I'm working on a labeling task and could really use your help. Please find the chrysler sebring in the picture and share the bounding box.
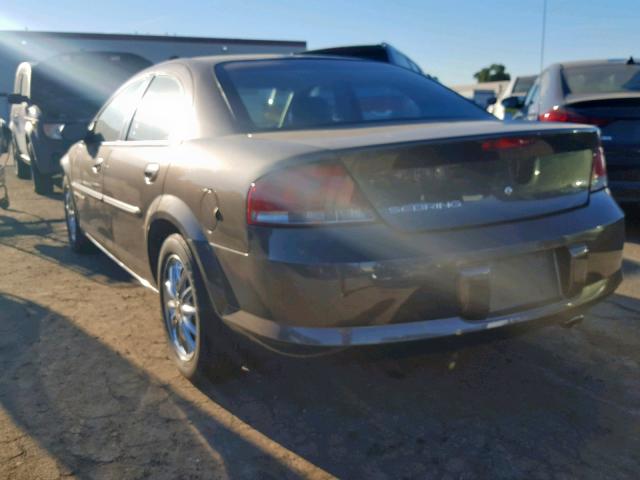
[61,55,624,379]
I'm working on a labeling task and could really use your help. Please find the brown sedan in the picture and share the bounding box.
[61,54,624,380]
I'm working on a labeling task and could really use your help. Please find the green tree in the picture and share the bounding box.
[473,64,511,82]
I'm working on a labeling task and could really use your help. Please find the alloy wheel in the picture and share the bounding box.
[163,255,198,361]
[64,187,77,244]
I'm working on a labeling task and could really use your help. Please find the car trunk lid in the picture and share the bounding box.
[565,94,640,175]
[340,131,598,232]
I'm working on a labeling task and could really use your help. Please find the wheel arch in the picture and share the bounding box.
[145,195,238,317]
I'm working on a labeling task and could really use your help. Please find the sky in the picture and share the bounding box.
[1,0,639,85]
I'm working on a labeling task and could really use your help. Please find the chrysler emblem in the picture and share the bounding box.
[504,186,513,196]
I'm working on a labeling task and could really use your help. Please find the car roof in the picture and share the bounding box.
[152,52,389,72]
[551,58,639,69]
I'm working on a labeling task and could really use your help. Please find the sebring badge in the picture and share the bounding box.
[504,186,514,196]
[387,200,463,215]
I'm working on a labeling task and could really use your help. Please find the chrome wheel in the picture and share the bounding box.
[64,187,77,244]
[163,255,198,361]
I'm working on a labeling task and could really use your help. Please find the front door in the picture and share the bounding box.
[72,77,150,246]
[70,139,111,241]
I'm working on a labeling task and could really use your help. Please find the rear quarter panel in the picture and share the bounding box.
[160,137,325,253]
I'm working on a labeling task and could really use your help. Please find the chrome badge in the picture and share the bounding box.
[504,186,514,196]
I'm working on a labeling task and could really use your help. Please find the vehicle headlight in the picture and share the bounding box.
[42,123,65,140]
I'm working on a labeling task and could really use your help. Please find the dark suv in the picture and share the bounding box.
[8,51,150,194]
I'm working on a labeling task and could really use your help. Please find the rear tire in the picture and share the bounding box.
[63,176,92,253]
[11,140,31,180]
[158,233,241,382]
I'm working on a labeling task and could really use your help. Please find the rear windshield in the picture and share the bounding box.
[562,63,640,95]
[215,59,490,131]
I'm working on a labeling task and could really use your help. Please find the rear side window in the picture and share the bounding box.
[523,80,540,108]
[512,76,536,95]
[216,59,489,132]
[127,76,185,141]
[94,78,147,142]
[562,64,640,94]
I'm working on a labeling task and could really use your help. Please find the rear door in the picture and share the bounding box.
[71,77,149,244]
[101,75,189,275]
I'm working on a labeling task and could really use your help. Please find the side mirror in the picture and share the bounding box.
[7,93,29,105]
[486,96,497,106]
[83,123,103,146]
[501,96,524,110]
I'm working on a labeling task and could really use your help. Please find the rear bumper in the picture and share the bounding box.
[222,273,621,347]
[206,189,624,347]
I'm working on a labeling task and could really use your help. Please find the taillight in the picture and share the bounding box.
[539,107,610,127]
[481,137,534,151]
[247,162,375,226]
[591,145,607,192]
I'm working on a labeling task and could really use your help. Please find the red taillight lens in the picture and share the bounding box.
[247,162,375,226]
[539,107,610,127]
[591,145,608,192]
[481,137,534,151]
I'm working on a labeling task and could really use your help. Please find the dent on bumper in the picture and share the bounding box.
[222,272,621,347]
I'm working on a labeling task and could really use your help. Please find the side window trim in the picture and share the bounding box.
[124,73,186,144]
[91,75,152,144]
[121,74,156,143]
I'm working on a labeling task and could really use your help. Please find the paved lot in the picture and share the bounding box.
[1,158,639,479]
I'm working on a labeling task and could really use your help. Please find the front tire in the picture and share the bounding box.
[158,234,240,381]
[11,140,31,180]
[63,177,91,253]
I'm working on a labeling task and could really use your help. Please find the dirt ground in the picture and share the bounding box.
[1,156,639,480]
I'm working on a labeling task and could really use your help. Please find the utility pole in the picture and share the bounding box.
[540,0,547,73]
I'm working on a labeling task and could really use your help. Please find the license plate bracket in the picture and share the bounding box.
[489,251,561,313]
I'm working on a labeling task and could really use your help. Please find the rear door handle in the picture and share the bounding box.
[91,157,104,174]
[144,163,160,184]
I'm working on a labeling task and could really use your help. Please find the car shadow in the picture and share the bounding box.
[195,294,640,479]
[2,289,639,478]
[34,243,134,285]
[0,292,332,479]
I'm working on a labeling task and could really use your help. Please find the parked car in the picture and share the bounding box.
[0,117,9,154]
[61,54,624,380]
[504,58,640,203]
[306,43,424,75]
[7,51,151,194]
[0,117,10,209]
[488,74,536,120]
